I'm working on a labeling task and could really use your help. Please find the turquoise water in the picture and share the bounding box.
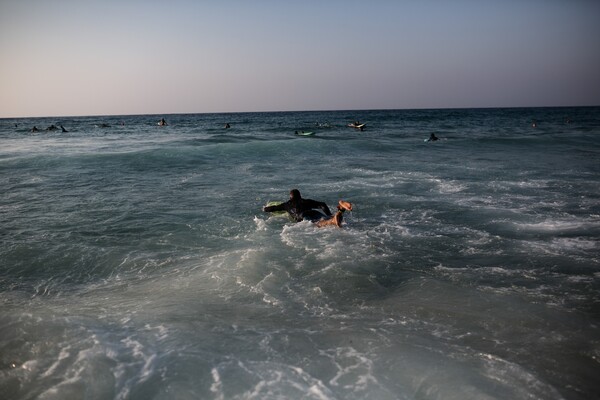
[1,108,599,399]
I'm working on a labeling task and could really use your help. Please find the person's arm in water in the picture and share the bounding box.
[303,199,332,216]
[263,202,288,213]
[263,200,305,222]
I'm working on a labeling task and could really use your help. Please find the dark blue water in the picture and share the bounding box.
[1,108,599,399]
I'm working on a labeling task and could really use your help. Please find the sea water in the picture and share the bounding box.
[1,108,599,399]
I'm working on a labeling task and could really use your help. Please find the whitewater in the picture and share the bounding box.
[1,107,599,399]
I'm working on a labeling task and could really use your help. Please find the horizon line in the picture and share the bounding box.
[2,104,599,120]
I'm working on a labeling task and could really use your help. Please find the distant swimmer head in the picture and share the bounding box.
[290,189,301,201]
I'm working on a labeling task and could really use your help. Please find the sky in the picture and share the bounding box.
[1,0,599,118]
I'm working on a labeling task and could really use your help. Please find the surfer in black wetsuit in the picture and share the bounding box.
[427,133,439,142]
[263,189,333,222]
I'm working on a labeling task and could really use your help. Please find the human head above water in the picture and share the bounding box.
[290,189,301,201]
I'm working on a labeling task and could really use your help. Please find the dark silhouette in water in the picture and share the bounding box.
[427,133,439,142]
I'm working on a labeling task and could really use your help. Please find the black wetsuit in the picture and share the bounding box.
[264,198,332,222]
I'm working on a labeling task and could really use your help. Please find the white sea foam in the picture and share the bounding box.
[477,352,563,400]
[429,177,467,193]
[524,236,600,258]
[513,217,600,234]
[40,345,71,378]
[552,237,598,251]
[253,215,268,231]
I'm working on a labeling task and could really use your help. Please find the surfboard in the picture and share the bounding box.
[295,131,315,136]
[348,123,366,129]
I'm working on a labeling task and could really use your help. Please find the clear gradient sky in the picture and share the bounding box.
[1,0,599,118]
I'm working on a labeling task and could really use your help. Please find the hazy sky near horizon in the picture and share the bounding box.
[1,0,599,117]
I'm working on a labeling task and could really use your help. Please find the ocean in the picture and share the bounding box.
[1,107,599,399]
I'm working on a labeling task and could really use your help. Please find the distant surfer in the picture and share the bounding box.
[348,121,365,131]
[224,123,230,129]
[263,189,352,228]
[60,125,68,133]
[46,125,58,131]
[427,133,439,142]
[158,118,167,126]
[31,126,39,132]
